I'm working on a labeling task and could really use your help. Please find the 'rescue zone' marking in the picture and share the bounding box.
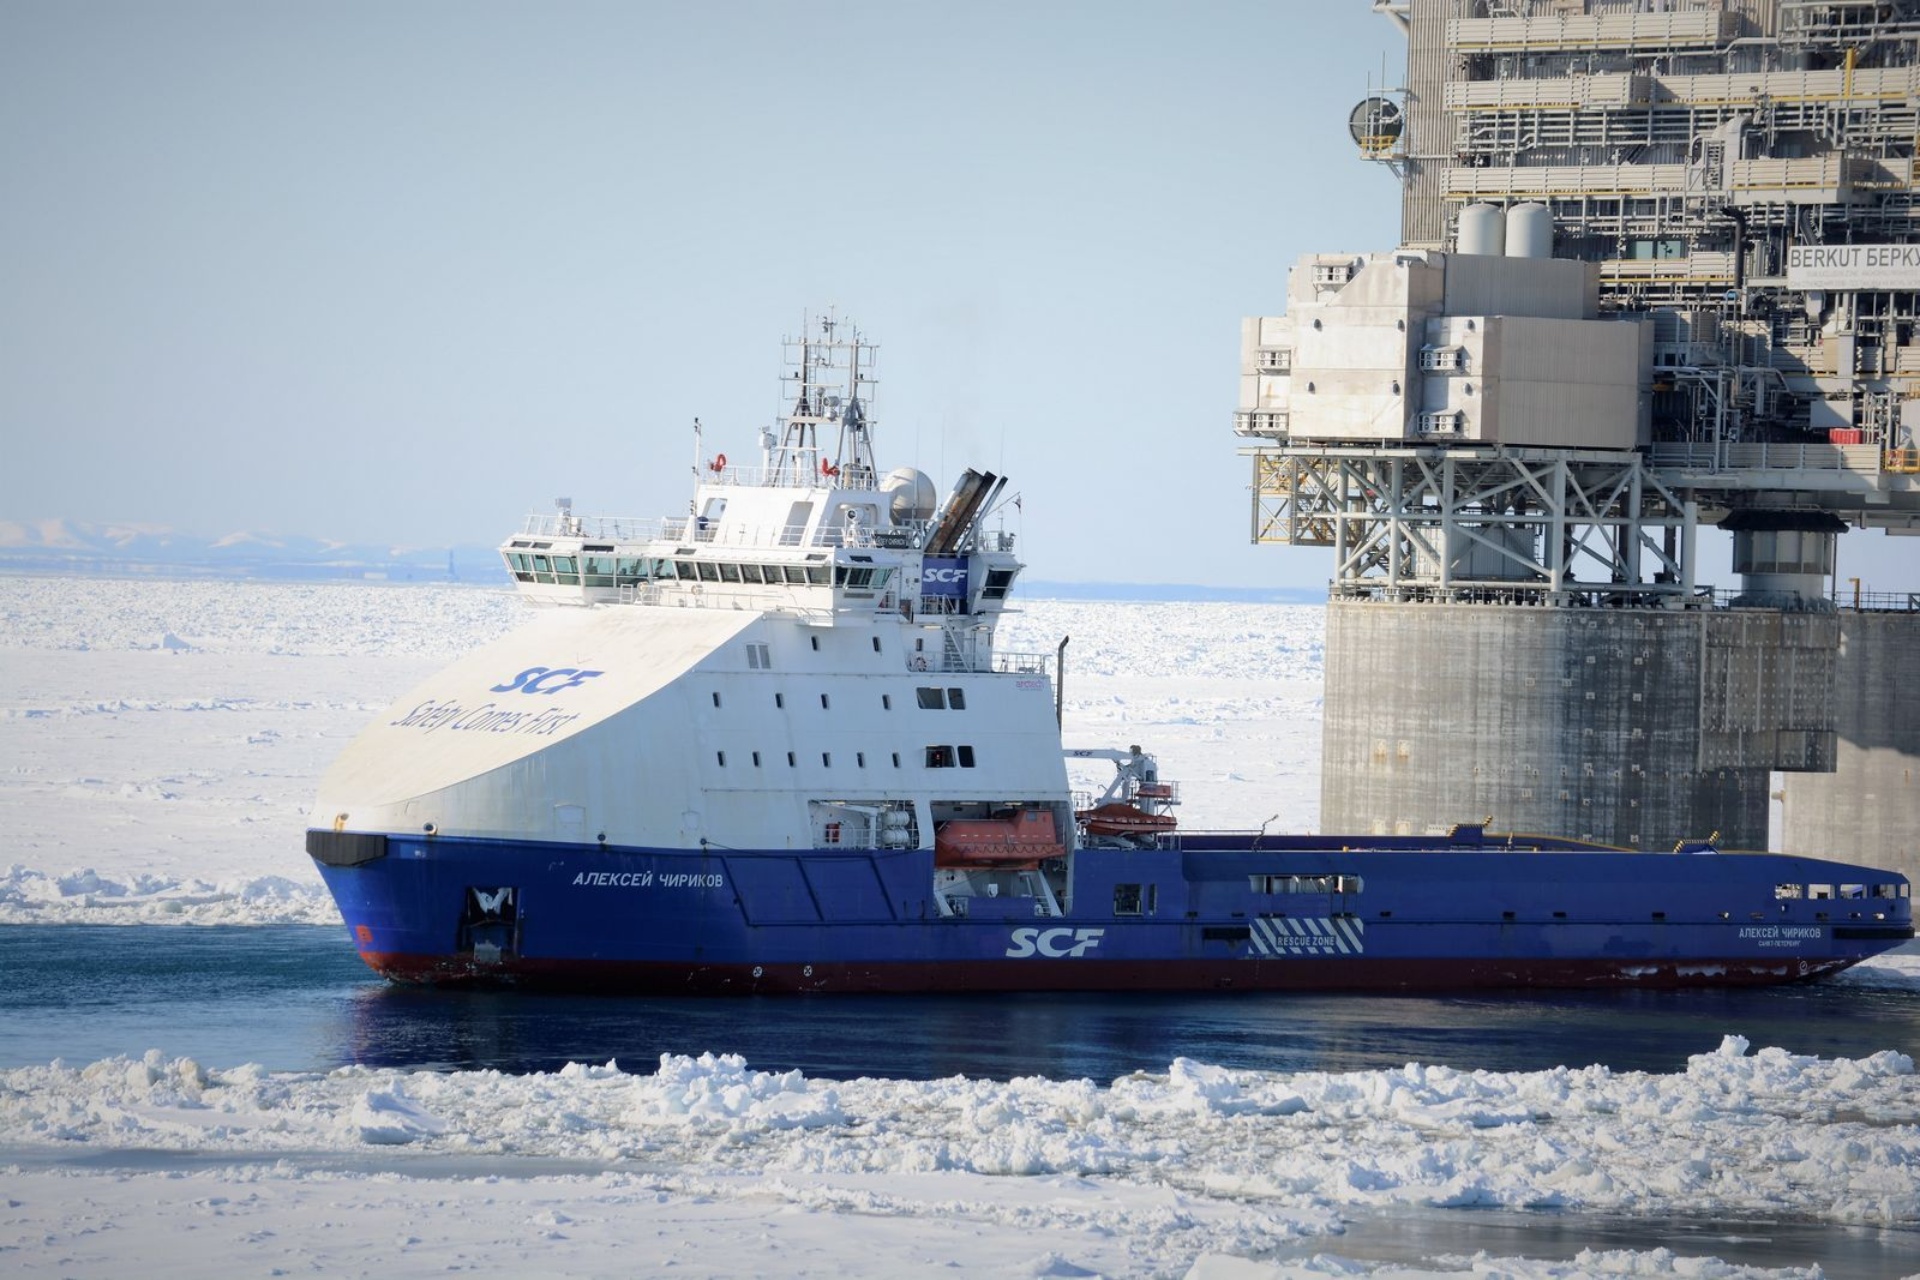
[1247,916,1364,957]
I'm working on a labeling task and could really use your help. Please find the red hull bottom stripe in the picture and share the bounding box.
[355,951,1859,995]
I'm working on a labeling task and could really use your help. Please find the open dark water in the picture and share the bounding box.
[2,924,1917,1077]
[4,925,1918,1277]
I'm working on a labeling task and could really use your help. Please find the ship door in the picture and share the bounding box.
[458,886,521,963]
[1333,873,1363,914]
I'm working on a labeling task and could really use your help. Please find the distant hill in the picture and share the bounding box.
[0,518,505,583]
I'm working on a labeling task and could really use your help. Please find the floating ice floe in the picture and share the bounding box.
[0,864,339,925]
[3,1041,1914,1229]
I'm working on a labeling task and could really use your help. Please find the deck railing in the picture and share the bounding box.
[1647,442,1882,473]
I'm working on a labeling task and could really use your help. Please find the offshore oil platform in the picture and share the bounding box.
[1237,1,1920,878]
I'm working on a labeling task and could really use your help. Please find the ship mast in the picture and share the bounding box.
[768,311,879,488]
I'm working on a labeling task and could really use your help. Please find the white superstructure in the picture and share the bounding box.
[314,316,1087,914]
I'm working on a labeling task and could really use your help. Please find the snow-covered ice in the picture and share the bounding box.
[1,576,1916,1277]
[3,1039,1915,1276]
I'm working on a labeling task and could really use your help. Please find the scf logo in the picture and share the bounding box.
[489,666,605,696]
[1005,927,1105,958]
[922,567,966,584]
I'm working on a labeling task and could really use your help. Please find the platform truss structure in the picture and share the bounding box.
[1254,445,1701,605]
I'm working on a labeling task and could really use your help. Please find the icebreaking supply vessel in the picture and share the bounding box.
[307,318,1912,992]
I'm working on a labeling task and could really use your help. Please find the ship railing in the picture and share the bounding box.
[906,640,1029,679]
[616,582,664,606]
[517,512,931,554]
[705,462,889,490]
[991,651,1053,676]
[515,513,671,541]
[608,580,840,618]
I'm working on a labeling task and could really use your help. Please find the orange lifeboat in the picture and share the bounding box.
[1076,802,1179,838]
[934,810,1064,868]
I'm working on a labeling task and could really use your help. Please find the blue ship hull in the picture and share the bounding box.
[310,829,1913,993]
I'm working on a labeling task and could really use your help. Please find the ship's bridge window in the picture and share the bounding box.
[925,745,975,769]
[1874,883,1902,899]
[1840,883,1867,899]
[842,567,896,591]
[719,561,742,583]
[674,559,696,580]
[783,565,808,585]
[740,563,764,584]
[1809,884,1834,899]
[695,561,720,583]
[806,565,830,585]
[552,555,580,585]
[1774,883,1804,900]
[981,568,1018,600]
[583,555,617,588]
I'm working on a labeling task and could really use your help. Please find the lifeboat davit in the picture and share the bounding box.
[1076,802,1178,838]
[934,810,1064,868]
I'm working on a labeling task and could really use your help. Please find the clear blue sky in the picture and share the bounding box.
[5,1,1915,591]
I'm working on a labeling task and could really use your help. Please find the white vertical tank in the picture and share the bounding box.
[1458,203,1505,256]
[1506,203,1553,259]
